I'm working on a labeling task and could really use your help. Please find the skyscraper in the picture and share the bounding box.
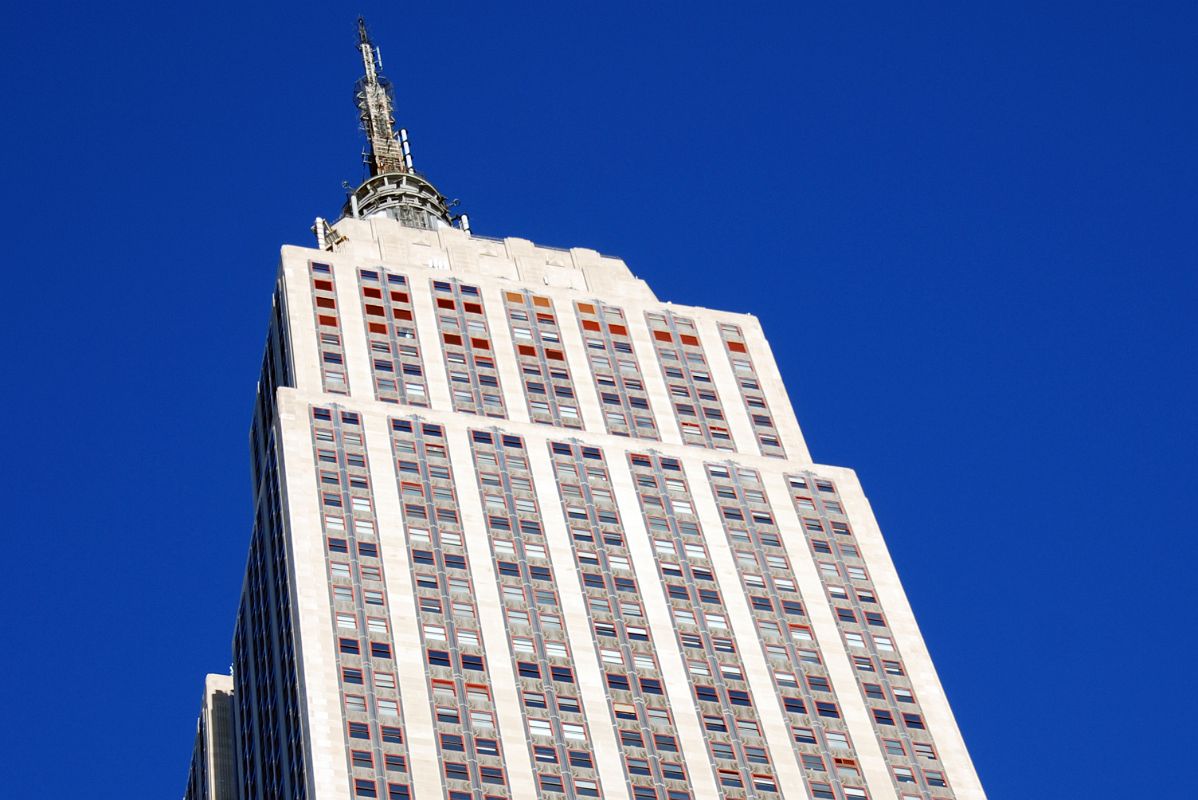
[184,19,985,800]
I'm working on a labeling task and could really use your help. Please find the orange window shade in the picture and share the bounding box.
[653,330,673,342]
[728,341,747,353]
[609,324,628,336]
[532,296,551,308]
[582,320,601,332]
[577,303,596,315]
[505,292,523,303]
[680,334,700,346]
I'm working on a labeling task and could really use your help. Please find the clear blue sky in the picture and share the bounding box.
[1,2,1193,796]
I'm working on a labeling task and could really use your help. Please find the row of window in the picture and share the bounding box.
[358,270,429,406]
[717,323,785,457]
[387,419,512,798]
[308,261,787,455]
[311,407,415,799]
[627,452,790,798]
[645,311,735,450]
[469,431,601,797]
[310,262,349,394]
[786,475,953,799]
[702,461,869,796]
[576,301,659,439]
[432,278,507,417]
[503,291,584,429]
[548,441,697,800]
[302,407,949,799]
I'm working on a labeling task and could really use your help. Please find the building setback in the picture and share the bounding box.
[182,18,986,800]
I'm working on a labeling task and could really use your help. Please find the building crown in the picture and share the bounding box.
[340,18,461,231]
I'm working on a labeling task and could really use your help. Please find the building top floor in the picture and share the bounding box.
[253,217,812,471]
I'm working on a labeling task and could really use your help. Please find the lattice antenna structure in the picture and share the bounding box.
[341,18,457,229]
[354,18,412,176]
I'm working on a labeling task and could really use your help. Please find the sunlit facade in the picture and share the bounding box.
[181,19,985,800]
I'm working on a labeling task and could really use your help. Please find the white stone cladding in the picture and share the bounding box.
[264,216,983,800]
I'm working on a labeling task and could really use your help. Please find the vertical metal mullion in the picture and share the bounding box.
[592,305,636,437]
[525,294,567,427]
[724,466,846,797]
[330,414,390,791]
[422,430,485,793]
[803,470,934,799]
[492,440,578,800]
[647,456,759,799]
[410,426,485,797]
[451,285,487,412]
[663,312,717,450]
[566,447,669,796]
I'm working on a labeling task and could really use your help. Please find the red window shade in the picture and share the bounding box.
[436,298,455,310]
[393,309,413,321]
[318,314,338,327]
[316,297,336,309]
[365,304,385,316]
[368,323,387,334]
[314,279,333,291]
[680,334,700,346]
[582,320,601,332]
[464,302,482,314]
[390,291,408,302]
[363,287,382,299]
[443,333,463,346]
[471,338,490,350]
[517,345,536,357]
[610,324,628,336]
[653,330,673,342]
[545,349,564,361]
[728,341,747,353]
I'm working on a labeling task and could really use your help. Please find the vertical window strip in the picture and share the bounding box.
[626,453,775,799]
[310,262,349,394]
[309,406,414,799]
[503,291,583,429]
[357,269,427,407]
[644,311,733,451]
[705,463,869,799]
[470,431,602,799]
[716,324,785,459]
[388,417,509,798]
[432,278,507,418]
[548,441,695,800]
[786,473,952,799]
[575,301,659,440]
